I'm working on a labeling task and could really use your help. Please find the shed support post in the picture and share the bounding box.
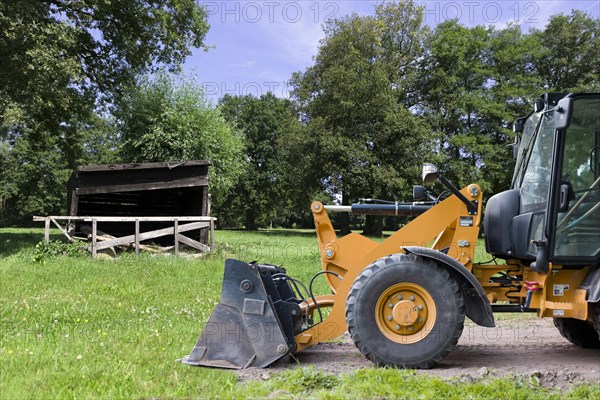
[92,218,97,258]
[174,219,179,256]
[135,219,140,255]
[210,218,215,251]
[44,218,50,243]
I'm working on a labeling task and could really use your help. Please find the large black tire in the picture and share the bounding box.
[553,315,600,349]
[345,253,465,369]
[596,303,600,342]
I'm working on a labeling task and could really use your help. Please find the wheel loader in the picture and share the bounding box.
[180,92,600,369]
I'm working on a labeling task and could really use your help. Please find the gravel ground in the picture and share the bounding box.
[236,317,600,389]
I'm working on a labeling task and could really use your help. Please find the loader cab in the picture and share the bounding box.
[485,93,600,269]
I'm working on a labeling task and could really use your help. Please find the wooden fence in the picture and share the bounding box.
[33,216,215,258]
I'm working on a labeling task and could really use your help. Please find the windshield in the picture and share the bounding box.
[512,111,542,188]
[519,111,555,210]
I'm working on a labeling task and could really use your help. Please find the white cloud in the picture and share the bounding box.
[264,19,325,68]
[187,1,599,102]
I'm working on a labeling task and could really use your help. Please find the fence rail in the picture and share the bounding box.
[33,216,216,258]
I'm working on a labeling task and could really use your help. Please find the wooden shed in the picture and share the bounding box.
[67,160,211,246]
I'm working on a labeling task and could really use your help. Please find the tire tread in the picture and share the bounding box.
[553,312,600,349]
[346,253,465,369]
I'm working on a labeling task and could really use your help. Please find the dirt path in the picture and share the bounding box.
[237,317,600,389]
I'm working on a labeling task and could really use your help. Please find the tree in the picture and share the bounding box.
[417,21,508,193]
[417,12,599,198]
[0,104,119,225]
[115,73,244,205]
[217,93,305,229]
[291,1,432,235]
[531,10,600,92]
[0,129,70,225]
[1,1,209,137]
[0,1,209,225]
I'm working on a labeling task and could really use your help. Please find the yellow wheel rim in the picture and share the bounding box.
[375,282,437,344]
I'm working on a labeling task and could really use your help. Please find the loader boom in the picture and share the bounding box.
[296,183,487,351]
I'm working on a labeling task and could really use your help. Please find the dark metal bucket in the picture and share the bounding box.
[179,259,301,369]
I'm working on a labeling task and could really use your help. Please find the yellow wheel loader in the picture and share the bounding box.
[180,93,600,369]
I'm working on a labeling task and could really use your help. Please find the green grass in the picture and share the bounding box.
[1,228,598,399]
[242,367,600,400]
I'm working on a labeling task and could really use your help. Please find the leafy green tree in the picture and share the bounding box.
[0,123,71,225]
[217,93,304,229]
[531,10,600,92]
[291,1,432,235]
[418,21,504,193]
[0,1,209,225]
[1,1,209,136]
[417,12,599,198]
[116,73,244,205]
[0,105,119,225]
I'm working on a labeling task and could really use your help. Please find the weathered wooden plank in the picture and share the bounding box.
[77,160,210,172]
[67,161,211,251]
[210,218,215,250]
[76,172,208,191]
[135,219,140,255]
[69,193,79,217]
[35,215,216,255]
[174,219,179,257]
[199,185,209,244]
[94,221,209,250]
[75,176,208,195]
[92,219,97,258]
[35,216,215,222]
[49,217,73,242]
[178,234,210,252]
[44,218,50,243]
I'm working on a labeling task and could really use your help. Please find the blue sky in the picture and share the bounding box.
[183,1,600,102]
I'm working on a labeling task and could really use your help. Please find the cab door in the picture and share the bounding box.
[551,94,600,263]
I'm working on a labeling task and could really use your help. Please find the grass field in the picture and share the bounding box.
[1,228,599,399]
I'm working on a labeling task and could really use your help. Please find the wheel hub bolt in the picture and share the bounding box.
[388,303,393,308]
[395,325,401,330]
[397,294,403,300]
[387,316,393,321]
[418,305,423,310]
[409,295,415,301]
[408,326,414,331]
[417,317,423,322]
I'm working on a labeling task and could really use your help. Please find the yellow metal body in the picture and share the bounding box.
[294,184,594,352]
[294,184,483,351]
[473,262,590,321]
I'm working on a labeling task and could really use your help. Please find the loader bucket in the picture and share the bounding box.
[179,258,300,369]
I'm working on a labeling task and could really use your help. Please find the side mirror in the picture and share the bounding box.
[559,182,574,212]
[534,98,544,113]
[422,163,439,184]
[512,136,520,160]
[513,118,525,133]
[412,185,429,201]
[554,97,573,130]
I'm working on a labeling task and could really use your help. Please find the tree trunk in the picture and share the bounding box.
[245,209,257,231]
[339,190,351,235]
[362,215,383,237]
